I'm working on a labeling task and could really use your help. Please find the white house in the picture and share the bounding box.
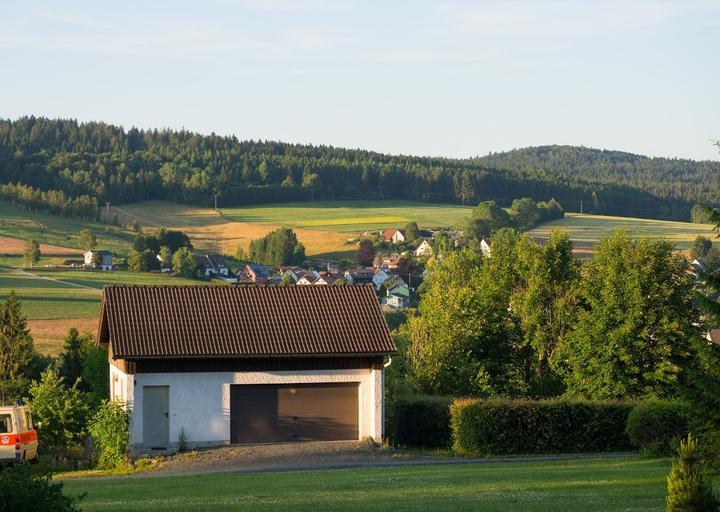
[84,250,113,271]
[414,240,433,257]
[98,285,395,454]
[198,254,229,277]
[382,229,406,244]
[480,238,491,257]
[372,268,392,290]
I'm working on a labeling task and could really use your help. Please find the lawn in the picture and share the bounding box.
[221,200,475,233]
[529,213,716,254]
[62,457,673,512]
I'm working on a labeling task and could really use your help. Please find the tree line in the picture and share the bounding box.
[0,117,713,222]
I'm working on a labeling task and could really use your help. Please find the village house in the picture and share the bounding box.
[382,229,406,244]
[480,238,491,257]
[296,270,321,285]
[414,239,433,257]
[344,268,375,285]
[98,285,395,453]
[372,267,392,290]
[198,254,229,277]
[237,264,270,284]
[83,250,113,271]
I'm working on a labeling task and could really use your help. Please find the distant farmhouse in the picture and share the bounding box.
[98,285,395,453]
[84,249,113,271]
[198,254,229,278]
[382,229,406,244]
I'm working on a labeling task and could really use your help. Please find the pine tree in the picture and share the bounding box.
[666,434,719,512]
[0,291,35,404]
[58,328,93,389]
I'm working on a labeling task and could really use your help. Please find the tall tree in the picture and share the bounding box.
[248,228,305,266]
[357,239,376,267]
[172,247,199,278]
[78,229,97,251]
[23,239,40,267]
[0,292,35,404]
[554,230,698,399]
[57,328,93,389]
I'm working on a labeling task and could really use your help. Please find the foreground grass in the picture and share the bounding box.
[63,457,671,512]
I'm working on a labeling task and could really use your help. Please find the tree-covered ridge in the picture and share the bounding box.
[0,117,715,221]
[476,145,720,214]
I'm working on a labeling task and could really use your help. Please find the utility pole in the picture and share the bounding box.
[106,202,110,219]
[214,194,218,211]
[580,200,583,215]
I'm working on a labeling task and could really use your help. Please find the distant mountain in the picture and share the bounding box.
[0,118,717,222]
[475,145,719,217]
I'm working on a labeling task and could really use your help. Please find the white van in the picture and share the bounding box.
[0,405,39,465]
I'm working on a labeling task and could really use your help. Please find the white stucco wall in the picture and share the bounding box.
[114,367,384,453]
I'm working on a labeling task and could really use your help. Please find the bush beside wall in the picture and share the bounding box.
[388,395,452,448]
[450,398,635,456]
[625,401,690,455]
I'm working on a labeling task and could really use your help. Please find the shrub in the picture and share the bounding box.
[388,395,452,448]
[626,401,690,455]
[450,398,635,456]
[88,400,129,469]
[0,463,84,512]
[666,434,719,512]
[27,369,90,453]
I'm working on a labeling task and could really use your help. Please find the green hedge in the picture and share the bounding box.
[388,395,452,448]
[626,401,690,455]
[450,398,635,456]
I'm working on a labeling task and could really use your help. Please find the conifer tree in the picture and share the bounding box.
[666,434,719,512]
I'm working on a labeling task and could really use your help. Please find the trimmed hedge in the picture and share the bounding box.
[450,398,635,456]
[388,395,452,448]
[625,401,690,455]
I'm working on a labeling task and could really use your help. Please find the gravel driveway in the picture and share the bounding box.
[152,440,418,475]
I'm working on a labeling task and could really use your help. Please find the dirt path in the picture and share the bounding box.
[7,267,102,292]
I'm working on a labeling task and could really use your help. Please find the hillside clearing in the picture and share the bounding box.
[62,456,671,512]
[529,213,715,254]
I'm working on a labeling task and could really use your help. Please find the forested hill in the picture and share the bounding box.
[0,117,716,222]
[476,145,719,213]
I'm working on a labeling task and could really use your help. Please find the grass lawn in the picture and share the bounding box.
[529,213,716,254]
[221,200,474,233]
[62,457,672,512]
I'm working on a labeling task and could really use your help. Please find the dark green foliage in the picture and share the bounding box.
[404,222,420,242]
[0,291,36,404]
[127,248,158,272]
[0,464,84,512]
[248,228,305,266]
[57,328,93,388]
[555,230,697,399]
[690,236,713,260]
[172,247,199,278]
[626,401,690,455]
[450,398,634,456]
[388,395,452,448]
[88,400,129,469]
[27,369,89,451]
[691,203,715,224]
[357,238,376,266]
[82,347,110,408]
[0,118,706,221]
[23,239,40,266]
[666,434,719,512]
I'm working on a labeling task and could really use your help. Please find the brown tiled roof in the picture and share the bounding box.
[98,285,395,359]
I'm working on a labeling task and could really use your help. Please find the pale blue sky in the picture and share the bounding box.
[1,1,718,160]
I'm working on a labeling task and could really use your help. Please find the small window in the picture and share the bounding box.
[0,414,12,434]
[25,411,33,429]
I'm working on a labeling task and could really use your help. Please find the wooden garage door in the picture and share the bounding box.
[230,383,359,443]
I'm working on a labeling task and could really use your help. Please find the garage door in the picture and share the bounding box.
[230,383,359,443]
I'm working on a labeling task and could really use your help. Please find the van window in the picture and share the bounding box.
[0,414,12,433]
[25,411,33,430]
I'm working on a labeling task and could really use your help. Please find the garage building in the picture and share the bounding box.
[97,284,395,454]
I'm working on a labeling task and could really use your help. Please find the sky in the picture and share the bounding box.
[1,1,718,161]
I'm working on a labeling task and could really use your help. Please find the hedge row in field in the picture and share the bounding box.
[388,395,453,448]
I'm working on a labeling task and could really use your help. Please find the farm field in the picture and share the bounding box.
[0,203,135,256]
[0,267,217,356]
[220,200,474,232]
[62,456,672,512]
[529,213,715,255]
